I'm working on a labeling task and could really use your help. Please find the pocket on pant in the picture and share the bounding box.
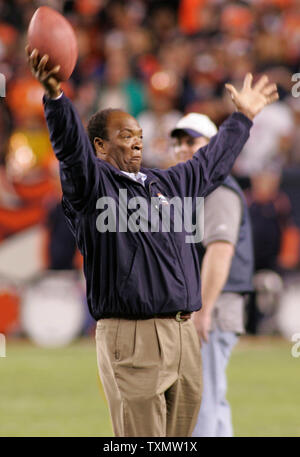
[96,319,123,361]
[190,319,202,349]
[113,319,121,360]
[95,319,105,340]
[114,319,137,365]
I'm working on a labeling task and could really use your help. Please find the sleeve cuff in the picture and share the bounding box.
[43,91,64,105]
[230,111,253,129]
[202,236,236,248]
[52,91,63,100]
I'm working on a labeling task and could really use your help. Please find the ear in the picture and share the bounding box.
[94,137,108,159]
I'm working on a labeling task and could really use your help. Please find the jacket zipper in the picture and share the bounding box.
[148,181,190,309]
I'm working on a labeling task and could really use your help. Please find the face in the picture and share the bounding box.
[94,111,143,173]
[172,132,209,162]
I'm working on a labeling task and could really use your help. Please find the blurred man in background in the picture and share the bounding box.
[171,113,254,437]
[245,164,298,334]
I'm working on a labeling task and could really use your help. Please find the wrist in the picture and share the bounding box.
[198,306,212,317]
[45,88,62,99]
[237,108,254,121]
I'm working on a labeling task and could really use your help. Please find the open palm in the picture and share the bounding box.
[225,73,279,120]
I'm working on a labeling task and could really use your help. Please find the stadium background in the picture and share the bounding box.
[0,0,300,437]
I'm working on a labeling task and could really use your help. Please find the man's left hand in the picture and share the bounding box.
[192,309,212,343]
[225,73,279,120]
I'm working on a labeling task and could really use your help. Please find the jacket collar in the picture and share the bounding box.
[97,159,158,185]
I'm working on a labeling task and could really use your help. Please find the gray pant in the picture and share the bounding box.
[192,327,238,437]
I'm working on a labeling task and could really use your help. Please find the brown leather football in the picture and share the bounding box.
[27,6,78,81]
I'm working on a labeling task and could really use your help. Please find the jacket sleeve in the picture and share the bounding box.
[43,93,100,212]
[160,112,252,198]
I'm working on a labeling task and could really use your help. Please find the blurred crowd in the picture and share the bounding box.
[1,0,300,336]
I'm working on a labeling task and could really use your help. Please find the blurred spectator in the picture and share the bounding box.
[245,163,300,334]
[178,0,217,36]
[235,102,294,176]
[285,96,300,165]
[0,101,13,163]
[0,164,54,242]
[138,70,181,168]
[95,49,147,117]
[247,165,295,272]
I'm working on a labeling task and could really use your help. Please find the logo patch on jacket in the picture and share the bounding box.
[157,192,169,205]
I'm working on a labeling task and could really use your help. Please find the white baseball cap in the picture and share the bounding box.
[171,113,218,139]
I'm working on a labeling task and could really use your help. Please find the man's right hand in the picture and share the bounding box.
[25,45,62,99]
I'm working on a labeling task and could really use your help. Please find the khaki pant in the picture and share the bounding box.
[95,317,202,437]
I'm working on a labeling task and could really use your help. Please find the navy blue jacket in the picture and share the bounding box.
[44,94,252,320]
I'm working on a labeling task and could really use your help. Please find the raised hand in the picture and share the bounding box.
[25,45,61,99]
[225,73,279,120]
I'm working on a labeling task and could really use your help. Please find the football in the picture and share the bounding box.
[27,6,78,81]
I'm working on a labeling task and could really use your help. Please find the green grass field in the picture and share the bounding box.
[1,336,299,437]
